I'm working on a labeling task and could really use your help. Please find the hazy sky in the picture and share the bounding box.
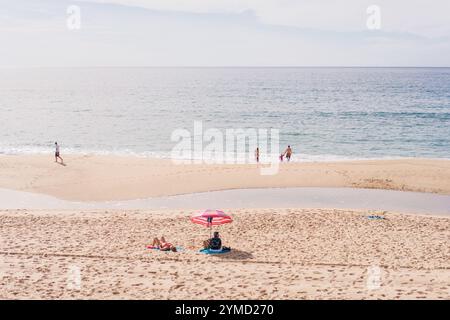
[1,0,450,66]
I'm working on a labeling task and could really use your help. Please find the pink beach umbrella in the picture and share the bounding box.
[190,209,232,238]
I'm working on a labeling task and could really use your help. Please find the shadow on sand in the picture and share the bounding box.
[213,249,253,260]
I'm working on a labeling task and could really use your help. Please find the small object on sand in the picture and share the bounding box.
[366,215,385,220]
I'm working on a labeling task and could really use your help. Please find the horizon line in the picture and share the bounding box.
[1,65,450,69]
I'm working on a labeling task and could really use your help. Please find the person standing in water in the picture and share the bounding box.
[255,147,260,163]
[54,142,64,164]
[284,145,292,161]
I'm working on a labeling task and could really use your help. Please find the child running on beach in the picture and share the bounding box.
[255,147,260,163]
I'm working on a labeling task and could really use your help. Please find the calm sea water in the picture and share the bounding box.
[0,67,449,161]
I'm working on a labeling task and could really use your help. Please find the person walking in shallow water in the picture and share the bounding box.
[54,142,64,164]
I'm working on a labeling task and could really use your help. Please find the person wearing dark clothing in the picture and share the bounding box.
[203,231,222,250]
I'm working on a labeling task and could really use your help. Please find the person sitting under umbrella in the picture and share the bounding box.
[203,231,222,250]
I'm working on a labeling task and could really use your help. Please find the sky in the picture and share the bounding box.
[1,0,450,67]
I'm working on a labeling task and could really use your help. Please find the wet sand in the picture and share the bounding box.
[0,155,449,201]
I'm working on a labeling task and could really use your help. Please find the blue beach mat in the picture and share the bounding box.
[199,248,231,255]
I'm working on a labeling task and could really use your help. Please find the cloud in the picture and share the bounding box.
[1,0,450,66]
[79,0,450,38]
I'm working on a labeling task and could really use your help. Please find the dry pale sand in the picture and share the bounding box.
[0,155,449,201]
[0,209,448,300]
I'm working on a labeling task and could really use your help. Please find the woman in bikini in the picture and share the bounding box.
[150,236,177,252]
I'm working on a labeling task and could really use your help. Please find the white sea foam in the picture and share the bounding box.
[1,146,448,163]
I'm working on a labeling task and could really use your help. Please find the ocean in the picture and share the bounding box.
[1,67,449,161]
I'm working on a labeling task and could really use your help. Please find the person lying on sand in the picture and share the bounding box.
[150,236,177,252]
[203,231,222,250]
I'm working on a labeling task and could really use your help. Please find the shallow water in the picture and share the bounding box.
[1,187,449,216]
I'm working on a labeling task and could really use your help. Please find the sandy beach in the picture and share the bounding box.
[0,155,449,299]
[0,208,448,299]
[0,155,449,201]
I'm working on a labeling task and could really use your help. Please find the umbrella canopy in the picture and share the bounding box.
[191,209,232,227]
